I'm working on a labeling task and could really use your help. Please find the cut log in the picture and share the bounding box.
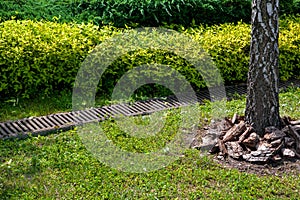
[218,139,228,156]
[231,113,238,124]
[270,138,282,147]
[293,125,300,132]
[272,154,282,161]
[222,121,246,143]
[238,126,253,143]
[287,125,300,153]
[290,120,300,125]
[206,116,300,163]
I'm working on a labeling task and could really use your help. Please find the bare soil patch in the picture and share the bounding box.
[213,155,300,177]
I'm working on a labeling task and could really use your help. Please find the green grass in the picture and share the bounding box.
[1,130,300,199]
[0,87,300,199]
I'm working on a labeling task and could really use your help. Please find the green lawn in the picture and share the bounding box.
[0,87,300,199]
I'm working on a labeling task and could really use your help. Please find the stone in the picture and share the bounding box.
[251,146,273,159]
[199,130,220,151]
[251,150,262,157]
[282,148,296,158]
[217,155,225,161]
[242,154,252,161]
[226,141,244,159]
[243,132,259,148]
[247,156,269,163]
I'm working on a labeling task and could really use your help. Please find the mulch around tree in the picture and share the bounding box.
[191,118,300,177]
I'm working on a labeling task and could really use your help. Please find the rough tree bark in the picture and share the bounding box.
[245,0,281,135]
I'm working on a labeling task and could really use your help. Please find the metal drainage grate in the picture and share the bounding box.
[1,79,300,140]
[0,95,198,139]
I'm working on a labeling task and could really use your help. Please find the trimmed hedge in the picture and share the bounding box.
[190,17,300,84]
[0,17,300,99]
[279,17,300,80]
[0,20,123,98]
[191,22,251,84]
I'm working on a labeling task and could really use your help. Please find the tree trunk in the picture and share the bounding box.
[245,0,281,135]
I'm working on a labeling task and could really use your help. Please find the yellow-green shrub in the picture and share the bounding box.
[0,18,299,99]
[189,22,251,84]
[279,17,300,80]
[0,20,122,98]
[187,19,300,84]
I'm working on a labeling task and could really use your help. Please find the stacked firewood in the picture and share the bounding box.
[208,114,300,163]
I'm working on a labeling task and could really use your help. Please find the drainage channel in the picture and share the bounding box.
[1,79,299,140]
